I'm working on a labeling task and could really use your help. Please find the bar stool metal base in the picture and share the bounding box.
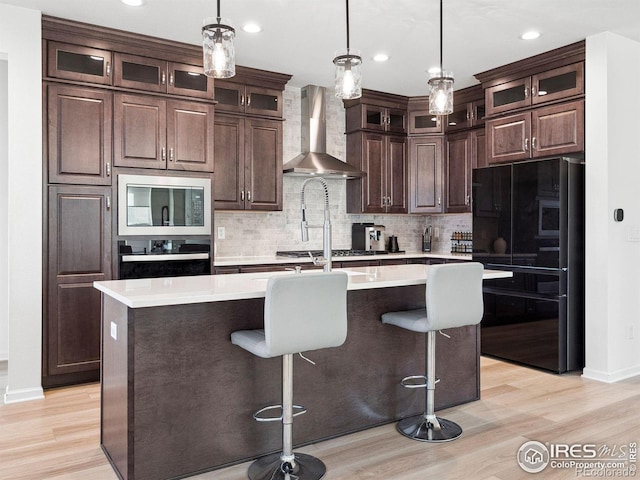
[397,414,463,442]
[248,452,326,480]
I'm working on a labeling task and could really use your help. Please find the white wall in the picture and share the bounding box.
[0,57,8,361]
[0,4,44,403]
[583,32,640,382]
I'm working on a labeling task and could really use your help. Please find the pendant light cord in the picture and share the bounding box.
[217,0,221,23]
[345,0,351,53]
[439,0,443,74]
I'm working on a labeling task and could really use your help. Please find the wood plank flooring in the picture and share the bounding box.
[1,358,639,480]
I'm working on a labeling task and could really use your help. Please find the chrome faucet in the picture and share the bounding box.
[300,177,332,272]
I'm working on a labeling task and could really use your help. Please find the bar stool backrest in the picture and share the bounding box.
[264,272,349,357]
[425,262,484,331]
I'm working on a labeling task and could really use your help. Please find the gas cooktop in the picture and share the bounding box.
[276,249,388,258]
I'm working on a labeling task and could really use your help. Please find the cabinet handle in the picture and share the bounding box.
[247,95,251,107]
[466,195,470,205]
[381,196,385,208]
[247,190,251,201]
[470,110,475,121]
[466,111,470,120]
[169,73,174,86]
[438,196,441,205]
[524,138,529,151]
[106,62,111,77]
[161,147,166,161]
[524,87,529,99]
[388,196,392,207]
[106,196,111,210]
[241,191,245,201]
[531,86,537,97]
[106,162,111,177]
[240,95,245,106]
[532,137,537,150]
[169,148,174,161]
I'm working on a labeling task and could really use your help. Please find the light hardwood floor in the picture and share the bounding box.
[1,358,639,480]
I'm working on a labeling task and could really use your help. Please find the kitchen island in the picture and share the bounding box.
[95,264,511,480]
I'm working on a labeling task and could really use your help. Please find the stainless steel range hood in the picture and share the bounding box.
[283,85,364,179]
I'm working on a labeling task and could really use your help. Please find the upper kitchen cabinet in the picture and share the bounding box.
[346,132,407,214]
[408,135,443,214]
[486,100,584,164]
[114,93,214,172]
[445,85,486,132]
[407,97,443,135]
[47,84,112,185]
[214,114,283,211]
[344,90,408,134]
[47,42,113,85]
[477,41,585,118]
[113,53,212,99]
[213,67,292,118]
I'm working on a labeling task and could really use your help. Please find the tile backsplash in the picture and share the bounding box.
[214,85,471,258]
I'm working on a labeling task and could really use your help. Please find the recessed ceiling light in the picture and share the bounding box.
[242,23,262,33]
[373,53,389,62]
[120,0,145,5]
[520,31,541,40]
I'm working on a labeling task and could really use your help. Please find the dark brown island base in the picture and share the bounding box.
[95,265,511,480]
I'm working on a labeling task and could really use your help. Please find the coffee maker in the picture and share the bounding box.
[352,223,386,251]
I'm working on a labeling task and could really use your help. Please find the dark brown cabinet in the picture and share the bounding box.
[408,135,443,214]
[446,99,485,131]
[347,104,406,134]
[47,42,113,85]
[445,132,473,213]
[485,63,584,117]
[214,114,283,210]
[114,53,213,99]
[347,132,407,213]
[486,100,584,164]
[214,81,283,117]
[407,97,443,135]
[45,185,112,385]
[114,93,214,172]
[47,85,112,185]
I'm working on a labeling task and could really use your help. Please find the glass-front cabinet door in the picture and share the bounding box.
[531,63,584,105]
[47,42,113,85]
[114,53,165,93]
[246,86,282,117]
[485,77,531,116]
[214,81,245,114]
[167,62,212,99]
[408,110,442,134]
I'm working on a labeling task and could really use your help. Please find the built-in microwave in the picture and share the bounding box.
[118,174,212,236]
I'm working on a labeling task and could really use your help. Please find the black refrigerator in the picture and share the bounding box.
[472,157,585,373]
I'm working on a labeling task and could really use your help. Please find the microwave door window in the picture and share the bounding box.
[127,186,153,226]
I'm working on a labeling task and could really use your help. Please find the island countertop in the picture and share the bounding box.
[94,264,511,308]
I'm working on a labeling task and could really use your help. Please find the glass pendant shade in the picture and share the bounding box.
[202,17,236,78]
[333,50,362,99]
[428,71,454,115]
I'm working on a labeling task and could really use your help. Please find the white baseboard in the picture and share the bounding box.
[4,385,44,404]
[582,365,640,383]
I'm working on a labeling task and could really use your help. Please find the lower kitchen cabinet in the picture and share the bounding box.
[214,114,283,210]
[408,135,443,214]
[45,185,112,387]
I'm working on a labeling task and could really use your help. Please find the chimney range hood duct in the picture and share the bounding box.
[283,85,364,179]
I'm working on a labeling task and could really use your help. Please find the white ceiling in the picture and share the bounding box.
[3,0,640,96]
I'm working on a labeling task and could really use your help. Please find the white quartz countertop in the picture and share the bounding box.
[94,264,511,309]
[214,252,471,266]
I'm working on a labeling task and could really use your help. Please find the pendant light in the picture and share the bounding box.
[428,0,454,115]
[333,0,362,99]
[202,0,236,78]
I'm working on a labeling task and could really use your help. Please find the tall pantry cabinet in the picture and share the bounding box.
[41,17,215,387]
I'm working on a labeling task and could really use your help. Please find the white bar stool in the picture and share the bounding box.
[231,271,348,480]
[381,262,484,442]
